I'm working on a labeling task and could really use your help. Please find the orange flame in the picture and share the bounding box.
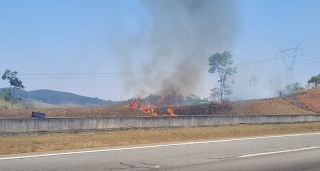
[157,95,165,104]
[170,100,174,107]
[125,91,144,108]
[125,98,140,109]
[138,103,158,116]
[167,108,176,116]
[125,91,180,116]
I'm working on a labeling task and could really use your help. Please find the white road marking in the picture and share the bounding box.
[239,147,319,158]
[0,132,319,161]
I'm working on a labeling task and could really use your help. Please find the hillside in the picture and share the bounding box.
[170,98,314,116]
[284,86,320,113]
[1,87,320,119]
[0,88,117,107]
[0,96,316,119]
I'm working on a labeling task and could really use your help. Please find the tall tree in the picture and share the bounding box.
[0,89,11,101]
[307,74,320,87]
[209,87,220,103]
[186,94,201,105]
[208,51,237,102]
[285,82,304,93]
[2,69,25,108]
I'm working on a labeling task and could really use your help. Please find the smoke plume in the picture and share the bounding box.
[119,0,240,97]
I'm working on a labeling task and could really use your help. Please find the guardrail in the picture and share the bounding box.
[1,115,320,134]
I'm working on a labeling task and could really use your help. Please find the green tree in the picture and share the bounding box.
[307,74,320,87]
[223,79,235,100]
[186,94,200,105]
[208,51,237,102]
[0,89,11,101]
[209,87,220,103]
[285,82,304,93]
[2,69,25,108]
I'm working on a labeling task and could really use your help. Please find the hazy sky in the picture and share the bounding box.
[1,0,319,101]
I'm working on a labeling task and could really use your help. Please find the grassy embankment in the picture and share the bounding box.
[0,99,23,110]
[0,104,150,118]
[0,97,315,118]
[1,86,320,118]
[1,122,320,155]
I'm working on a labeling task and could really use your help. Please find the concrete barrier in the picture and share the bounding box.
[1,115,320,134]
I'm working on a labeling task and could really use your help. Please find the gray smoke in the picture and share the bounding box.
[119,0,240,97]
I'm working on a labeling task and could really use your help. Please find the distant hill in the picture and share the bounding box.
[0,88,119,107]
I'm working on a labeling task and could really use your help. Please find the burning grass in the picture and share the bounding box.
[125,92,178,116]
[0,98,315,119]
[123,89,316,116]
[1,87,319,119]
[1,122,320,155]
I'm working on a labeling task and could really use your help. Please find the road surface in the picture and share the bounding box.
[1,132,320,171]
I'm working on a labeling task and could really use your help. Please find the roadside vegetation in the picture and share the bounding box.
[1,69,25,109]
[0,97,314,119]
[0,99,36,110]
[1,122,320,155]
[0,69,319,118]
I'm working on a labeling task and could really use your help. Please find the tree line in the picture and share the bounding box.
[0,69,115,109]
[1,69,25,109]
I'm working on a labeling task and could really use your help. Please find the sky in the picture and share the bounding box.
[0,0,320,101]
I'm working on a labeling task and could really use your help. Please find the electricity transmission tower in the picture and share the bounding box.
[276,43,302,86]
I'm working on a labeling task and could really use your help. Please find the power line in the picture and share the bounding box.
[19,58,280,79]
[233,59,279,66]
[19,71,174,76]
[20,72,174,79]
[286,55,320,63]
[296,58,320,63]
[299,55,320,60]
[295,61,320,67]
[20,59,279,76]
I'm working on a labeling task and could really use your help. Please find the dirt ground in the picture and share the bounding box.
[1,88,320,119]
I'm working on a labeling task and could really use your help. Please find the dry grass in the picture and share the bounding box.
[0,98,315,119]
[0,91,318,119]
[172,98,315,116]
[0,99,23,110]
[31,101,62,108]
[221,98,315,115]
[1,122,320,155]
[285,89,320,113]
[0,104,149,119]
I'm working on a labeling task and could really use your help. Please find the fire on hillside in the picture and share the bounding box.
[125,91,180,116]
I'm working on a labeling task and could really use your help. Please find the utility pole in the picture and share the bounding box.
[277,43,302,86]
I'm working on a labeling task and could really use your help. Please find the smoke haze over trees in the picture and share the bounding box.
[117,0,240,97]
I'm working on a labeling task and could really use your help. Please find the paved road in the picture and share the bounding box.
[1,132,320,171]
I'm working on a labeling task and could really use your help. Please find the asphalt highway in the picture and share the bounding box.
[1,132,320,171]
